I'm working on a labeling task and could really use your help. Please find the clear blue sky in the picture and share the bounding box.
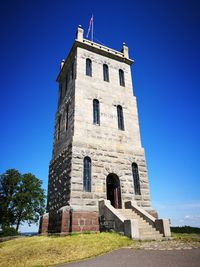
[0,0,199,232]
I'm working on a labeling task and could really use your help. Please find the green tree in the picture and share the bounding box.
[0,169,45,232]
[0,169,21,228]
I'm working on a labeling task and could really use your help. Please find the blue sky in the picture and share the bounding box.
[0,0,199,232]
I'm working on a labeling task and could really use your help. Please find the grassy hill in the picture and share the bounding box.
[0,232,131,267]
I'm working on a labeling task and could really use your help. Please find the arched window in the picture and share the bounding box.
[65,73,69,94]
[117,105,124,130]
[65,104,69,131]
[83,157,91,192]
[86,58,92,76]
[58,83,62,106]
[57,114,61,141]
[71,62,74,80]
[119,69,125,86]
[103,64,109,82]
[93,99,100,125]
[132,163,141,195]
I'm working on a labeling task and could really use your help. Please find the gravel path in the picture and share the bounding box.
[135,239,200,250]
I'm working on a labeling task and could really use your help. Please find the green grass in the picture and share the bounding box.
[171,232,200,242]
[0,233,132,267]
[1,232,199,267]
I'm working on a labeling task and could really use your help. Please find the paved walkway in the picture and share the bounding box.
[57,240,200,267]
[58,248,200,267]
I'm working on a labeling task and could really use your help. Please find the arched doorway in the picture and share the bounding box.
[106,174,122,209]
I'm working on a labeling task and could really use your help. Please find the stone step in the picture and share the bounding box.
[138,223,155,229]
[140,233,161,238]
[139,229,161,235]
[139,230,162,236]
[139,225,160,232]
[118,209,163,240]
[120,212,142,218]
[139,235,163,241]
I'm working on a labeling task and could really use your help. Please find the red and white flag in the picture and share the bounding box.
[86,15,93,38]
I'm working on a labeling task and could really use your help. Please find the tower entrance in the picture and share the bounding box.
[106,174,122,209]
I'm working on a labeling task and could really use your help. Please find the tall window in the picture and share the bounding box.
[93,99,100,125]
[83,157,91,192]
[71,62,74,80]
[65,73,69,94]
[103,64,109,82]
[117,105,124,130]
[65,104,69,131]
[132,163,141,195]
[58,83,62,106]
[86,58,92,76]
[119,69,125,86]
[57,115,61,141]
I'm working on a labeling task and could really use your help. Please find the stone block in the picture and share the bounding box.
[155,219,171,237]
[124,219,139,239]
[39,213,49,234]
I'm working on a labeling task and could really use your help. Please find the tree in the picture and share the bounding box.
[0,169,45,232]
[0,169,21,228]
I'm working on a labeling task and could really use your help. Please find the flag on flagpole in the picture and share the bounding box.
[86,15,93,38]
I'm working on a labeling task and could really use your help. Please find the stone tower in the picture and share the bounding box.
[39,26,170,238]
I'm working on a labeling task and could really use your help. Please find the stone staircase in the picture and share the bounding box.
[119,209,163,240]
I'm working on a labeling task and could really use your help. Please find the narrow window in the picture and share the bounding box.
[86,58,92,76]
[57,115,61,141]
[93,99,100,125]
[132,163,141,195]
[58,83,62,106]
[65,73,69,94]
[103,64,109,82]
[117,105,124,130]
[65,104,69,131]
[119,69,125,86]
[71,62,74,80]
[83,157,91,192]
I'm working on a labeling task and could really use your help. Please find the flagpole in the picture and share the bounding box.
[91,15,94,42]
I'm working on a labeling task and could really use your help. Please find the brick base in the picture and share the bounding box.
[39,207,99,234]
[39,213,49,234]
[71,211,99,232]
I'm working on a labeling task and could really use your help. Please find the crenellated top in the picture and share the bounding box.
[57,25,134,81]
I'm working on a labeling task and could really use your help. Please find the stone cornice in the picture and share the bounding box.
[56,39,134,82]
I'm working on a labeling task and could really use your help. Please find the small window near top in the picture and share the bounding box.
[103,64,109,82]
[86,58,92,76]
[119,69,125,87]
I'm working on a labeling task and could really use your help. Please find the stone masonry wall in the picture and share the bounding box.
[52,50,76,159]
[68,44,152,212]
[47,145,72,212]
[43,37,155,234]
[70,142,151,211]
